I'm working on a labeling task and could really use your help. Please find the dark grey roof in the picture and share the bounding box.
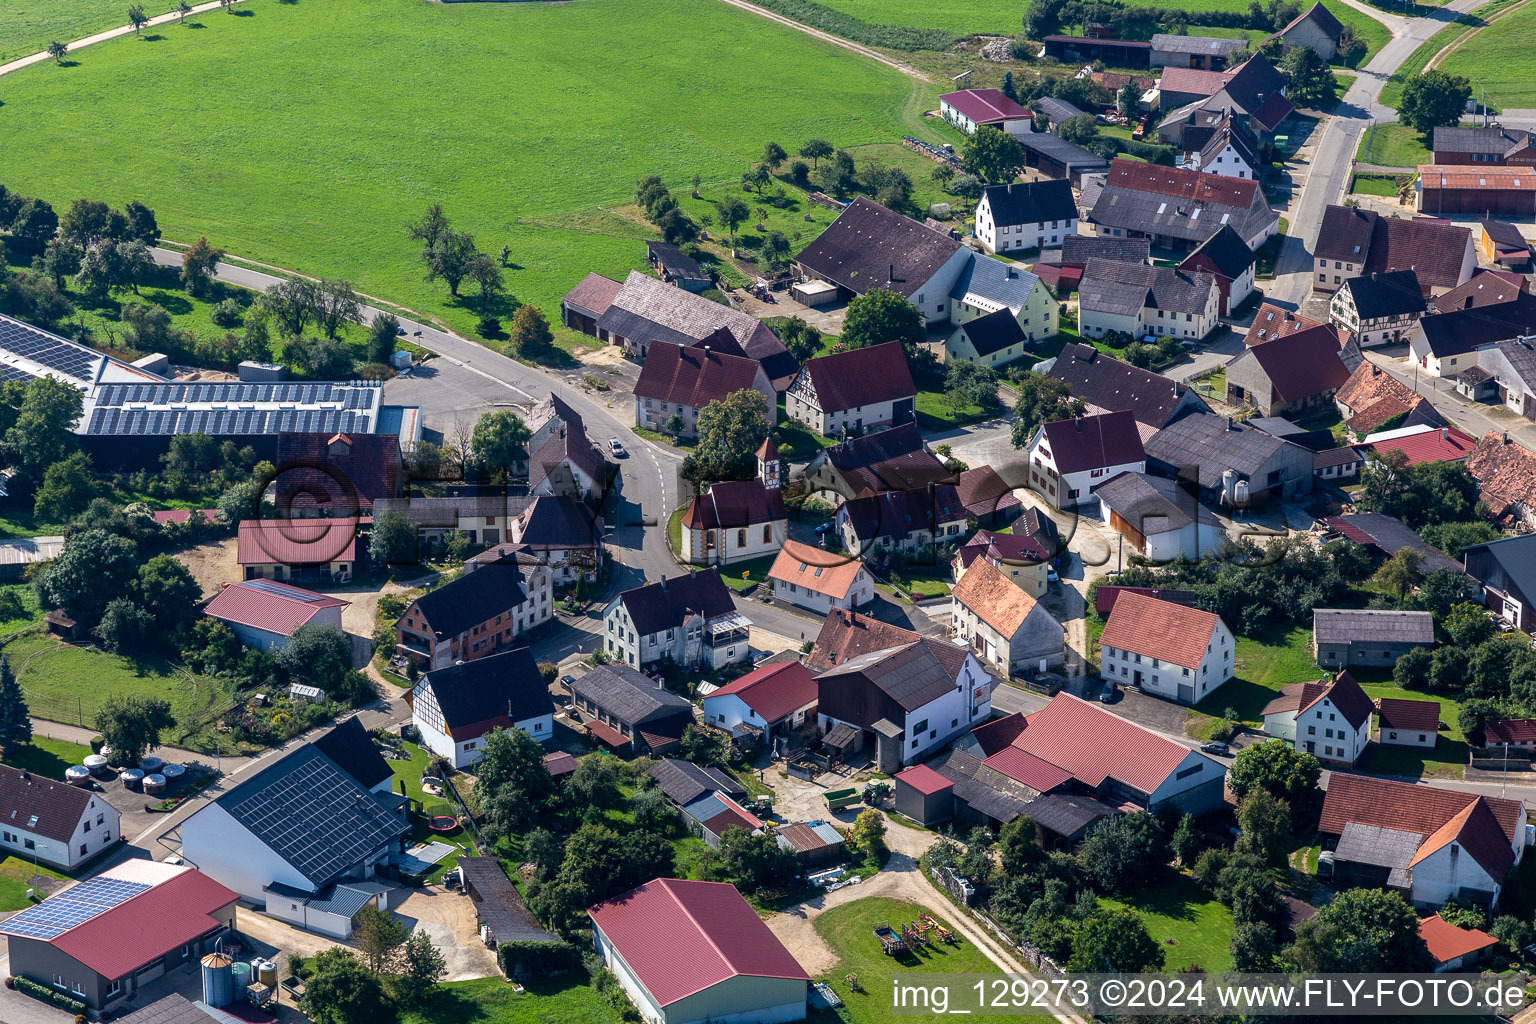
[1089,185,1265,246]
[1433,126,1536,157]
[937,750,1032,823]
[311,717,392,791]
[1145,412,1294,489]
[1018,132,1109,172]
[1047,343,1204,429]
[1020,791,1116,837]
[299,879,393,919]
[1058,235,1152,266]
[1152,33,1246,55]
[1327,512,1463,575]
[980,179,1078,227]
[115,995,244,1024]
[1465,534,1536,607]
[1080,259,1216,316]
[0,764,94,843]
[1493,337,1536,392]
[1482,219,1530,251]
[1093,471,1202,533]
[956,307,1028,357]
[572,663,693,726]
[419,648,554,731]
[215,744,409,889]
[794,197,962,299]
[1313,608,1434,645]
[817,639,959,712]
[615,569,736,637]
[1342,270,1426,321]
[1335,821,1421,879]
[1314,447,1365,470]
[457,857,560,944]
[410,562,529,640]
[1184,224,1256,280]
[649,758,747,806]
[515,495,599,549]
[1037,97,1086,123]
[1418,293,1536,358]
[647,241,708,283]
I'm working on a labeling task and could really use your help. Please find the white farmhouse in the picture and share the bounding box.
[974,180,1079,255]
[1098,591,1234,704]
[950,558,1066,676]
[768,539,875,614]
[1261,671,1373,765]
[1078,259,1220,341]
[0,765,120,871]
[409,647,556,769]
[1026,409,1147,509]
[604,570,750,671]
[938,88,1035,137]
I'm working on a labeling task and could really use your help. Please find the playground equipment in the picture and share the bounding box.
[427,815,458,832]
[900,919,932,949]
[919,913,956,944]
[825,787,861,812]
[873,922,905,955]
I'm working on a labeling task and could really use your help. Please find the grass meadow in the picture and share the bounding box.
[0,0,932,346]
[0,0,130,62]
[1441,0,1536,108]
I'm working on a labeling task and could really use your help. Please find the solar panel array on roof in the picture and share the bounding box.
[1,876,151,941]
[241,579,328,602]
[85,407,371,437]
[0,365,38,385]
[0,318,100,382]
[92,381,375,407]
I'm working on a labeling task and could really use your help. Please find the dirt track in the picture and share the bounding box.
[713,0,929,81]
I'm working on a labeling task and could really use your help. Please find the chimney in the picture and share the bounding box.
[1504,431,1511,444]
[18,770,28,781]
[1227,416,1237,431]
[888,264,895,283]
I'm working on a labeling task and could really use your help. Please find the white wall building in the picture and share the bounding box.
[409,648,556,769]
[768,540,875,614]
[974,180,1079,255]
[0,766,120,871]
[1099,591,1234,704]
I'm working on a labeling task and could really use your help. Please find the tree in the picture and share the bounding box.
[1078,812,1169,892]
[74,242,120,300]
[1001,71,1018,101]
[719,826,798,893]
[762,141,788,170]
[286,335,353,378]
[468,253,504,316]
[1227,739,1321,803]
[94,694,174,766]
[4,271,75,330]
[407,203,450,254]
[5,377,84,484]
[1281,43,1336,108]
[932,163,956,189]
[962,126,1026,184]
[678,722,729,767]
[1393,644,1432,690]
[475,727,555,840]
[299,949,388,1024]
[944,361,999,414]
[1231,920,1279,971]
[840,288,924,353]
[775,316,822,363]
[632,786,674,833]
[424,229,478,297]
[264,275,320,336]
[1067,907,1165,973]
[799,138,834,169]
[94,597,154,651]
[177,0,192,22]
[121,301,173,353]
[1118,79,1140,116]
[314,279,361,339]
[39,238,82,289]
[367,313,401,365]
[393,931,447,1006]
[117,240,155,296]
[1444,601,1497,648]
[1009,373,1085,448]
[1399,70,1472,139]
[369,508,417,566]
[10,199,59,247]
[998,814,1044,875]
[680,389,771,486]
[46,41,67,64]
[34,450,95,521]
[1170,813,1203,866]
[1288,887,1430,972]
[124,200,160,244]
[276,623,353,685]
[816,150,857,198]
[850,807,888,860]
[135,553,201,631]
[353,905,408,975]
[1235,790,1291,864]
[565,755,623,813]
[717,196,750,242]
[508,305,554,357]
[761,230,791,267]
[180,237,223,297]
[128,4,148,34]
[469,410,530,482]
[1373,546,1424,599]
[0,656,32,753]
[949,174,984,209]
[1057,113,1099,146]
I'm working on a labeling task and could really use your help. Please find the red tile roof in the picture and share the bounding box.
[1419,913,1497,965]
[1243,323,1353,402]
[1366,425,1476,466]
[1244,302,1322,347]
[1468,431,1536,521]
[544,751,578,777]
[1433,270,1524,312]
[683,479,786,530]
[205,580,348,637]
[1377,697,1440,732]
[1159,66,1229,97]
[1336,362,1429,433]
[969,712,1027,756]
[1420,165,1536,190]
[1104,158,1260,210]
[1093,585,1199,616]
[952,558,1045,635]
[1485,718,1536,745]
[808,609,924,672]
[705,661,818,723]
[236,517,361,566]
[701,798,764,838]
[1099,591,1223,671]
[896,763,954,796]
[799,342,916,415]
[633,344,766,409]
[941,88,1032,124]
[152,508,219,525]
[1408,796,1514,881]
[1296,671,1375,730]
[564,272,623,316]
[768,540,865,600]
[1000,693,1201,795]
[587,879,808,1006]
[983,745,1074,792]
[1039,409,1145,474]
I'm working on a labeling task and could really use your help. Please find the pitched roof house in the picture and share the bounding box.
[951,558,1066,675]
[561,272,625,334]
[702,660,819,747]
[1319,774,1527,907]
[952,526,1056,599]
[571,663,696,756]
[1100,591,1234,704]
[528,420,606,502]
[1094,470,1225,562]
[1087,159,1278,250]
[236,517,360,583]
[1334,361,1444,438]
[1047,343,1208,441]
[1329,270,1428,349]
[1145,412,1316,504]
[395,558,553,670]
[1378,697,1442,749]
[1265,1,1344,59]
[409,647,556,768]
[633,343,776,440]
[939,88,1034,134]
[1175,109,1262,181]
[1179,223,1257,315]
[1077,259,1221,342]
[1261,671,1376,765]
[945,307,1033,370]
[1031,235,1150,294]
[1412,290,1536,378]
[1224,323,1359,416]
[1463,532,1536,632]
[1313,206,1477,295]
[205,579,348,654]
[1025,409,1147,509]
[275,432,402,514]
[587,878,809,1024]
[768,539,875,614]
[0,764,121,870]
[973,179,1079,256]
[805,423,950,500]
[1467,431,1536,530]
[603,570,750,672]
[680,473,787,568]
[1244,302,1323,346]
[785,342,915,438]
[510,494,602,582]
[807,608,926,672]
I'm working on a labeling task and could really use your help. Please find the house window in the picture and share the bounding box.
[80,844,87,856]
[912,719,929,735]
[763,524,772,543]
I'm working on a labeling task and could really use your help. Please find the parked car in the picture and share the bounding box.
[560,674,576,686]
[1200,741,1230,755]
[608,438,627,458]
[1098,682,1115,703]
[1046,567,1060,582]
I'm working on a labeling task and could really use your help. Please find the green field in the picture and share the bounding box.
[1356,123,1431,168]
[0,0,131,62]
[1351,174,1403,196]
[400,974,622,1024]
[0,856,67,911]
[1441,0,1536,108]
[1,735,93,779]
[1102,874,1235,973]
[0,0,931,348]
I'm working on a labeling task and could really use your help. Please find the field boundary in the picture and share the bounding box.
[1427,0,1534,69]
[0,0,252,79]
[713,0,930,80]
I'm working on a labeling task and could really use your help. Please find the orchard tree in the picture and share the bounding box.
[128,4,148,34]
[94,694,175,766]
[475,727,555,839]
[124,200,160,244]
[1227,739,1321,803]
[762,141,788,171]
[1009,373,1085,448]
[1067,907,1165,973]
[180,237,223,297]
[681,389,771,485]
[840,288,924,353]
[1400,70,1473,139]
[961,126,1026,184]
[47,41,68,64]
[424,229,478,297]
[949,174,984,210]
[1288,888,1430,972]
[469,410,530,482]
[799,138,834,169]
[717,196,749,241]
[508,305,554,357]
[407,203,450,255]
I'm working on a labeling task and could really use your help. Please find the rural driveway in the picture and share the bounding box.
[0,0,252,79]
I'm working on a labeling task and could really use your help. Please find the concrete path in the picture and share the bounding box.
[0,0,250,79]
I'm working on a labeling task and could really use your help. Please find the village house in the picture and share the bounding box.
[571,663,695,757]
[1224,323,1359,416]
[527,393,583,453]
[939,88,1034,137]
[528,420,606,502]
[633,341,776,440]
[409,647,555,768]
[835,485,969,556]
[702,660,819,749]
[679,450,785,567]
[807,608,926,671]
[952,528,1054,598]
[204,578,348,654]
[588,878,809,1024]
[1486,718,1536,750]
[1150,33,1247,69]
[784,341,915,438]
[1265,1,1344,58]
[508,494,603,583]
[1145,412,1316,505]
[1078,259,1220,341]
[1178,223,1256,315]
[0,764,120,871]
[944,307,1034,370]
[973,179,1079,255]
[1319,774,1527,909]
[1313,205,1476,295]
[1477,337,1536,420]
[1262,671,1374,765]
[951,558,1066,676]
[1463,533,1536,631]
[1174,109,1262,181]
[1095,470,1225,562]
[1468,431,1536,530]
[1046,343,1208,441]
[1334,362,1444,440]
[1031,235,1151,295]
[816,634,997,771]
[603,570,750,671]
[395,556,552,670]
[179,738,409,938]
[1378,697,1441,749]
[1086,159,1278,251]
[1156,53,1293,144]
[274,431,402,515]
[1432,126,1536,165]
[768,539,875,613]
[1314,608,1435,670]
[1100,591,1234,703]
[237,517,360,583]
[1421,913,1499,972]
[804,423,950,501]
[1025,410,1147,509]
[0,862,237,1014]
[1329,270,1428,348]
[1411,290,1536,378]
[1481,219,1531,269]
[1244,302,1321,346]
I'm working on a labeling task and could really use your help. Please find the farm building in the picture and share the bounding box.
[701,660,819,749]
[456,857,563,977]
[588,878,809,1024]
[1377,698,1441,749]
[1334,361,1442,439]
[1156,53,1293,141]
[939,88,1033,137]
[1046,343,1207,440]
[1421,913,1498,972]
[1313,609,1435,669]
[1151,33,1246,69]
[1463,533,1536,632]
[1145,412,1316,506]
[1017,132,1110,186]
[1486,719,1536,749]
[1078,259,1220,341]
[409,647,555,768]
[785,341,915,438]
[571,663,695,757]
[1031,236,1150,295]
[774,821,844,867]
[769,539,874,614]
[682,793,764,849]
[1431,126,1536,166]
[1417,165,1536,217]
[0,764,121,871]
[1467,431,1536,530]
[275,431,402,516]
[973,180,1078,255]
[647,240,710,291]
[1095,470,1224,562]
[1223,324,1359,417]
[650,758,747,808]
[1322,512,1463,575]
[1085,159,1278,251]
[237,517,361,584]
[1262,672,1374,765]
[1314,205,1477,295]
[893,764,955,826]
[1264,2,1344,59]
[1100,591,1234,704]
[1042,35,1151,66]
[204,579,347,653]
[1411,291,1536,379]
[1481,219,1532,269]
[1024,409,1147,509]
[803,423,950,501]
[835,485,968,556]
[950,558,1066,676]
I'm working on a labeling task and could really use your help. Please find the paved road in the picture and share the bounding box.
[0,0,251,79]
[1363,347,1536,447]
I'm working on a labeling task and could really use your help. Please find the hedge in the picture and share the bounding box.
[498,940,578,979]
[11,976,87,1015]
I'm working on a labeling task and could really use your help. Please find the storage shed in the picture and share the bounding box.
[894,764,955,826]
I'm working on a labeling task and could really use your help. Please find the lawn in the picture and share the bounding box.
[389,738,478,882]
[0,856,67,912]
[6,631,240,753]
[1,735,93,778]
[399,973,623,1024]
[0,0,932,350]
[915,379,1000,432]
[1351,174,1403,197]
[1356,123,1431,168]
[0,0,132,61]
[1441,0,1536,108]
[813,896,1056,1024]
[1357,682,1466,779]
[1101,873,1235,974]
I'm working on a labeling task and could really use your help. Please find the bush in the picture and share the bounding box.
[12,976,87,1014]
[498,940,578,979]
[210,298,244,328]
[477,316,501,338]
